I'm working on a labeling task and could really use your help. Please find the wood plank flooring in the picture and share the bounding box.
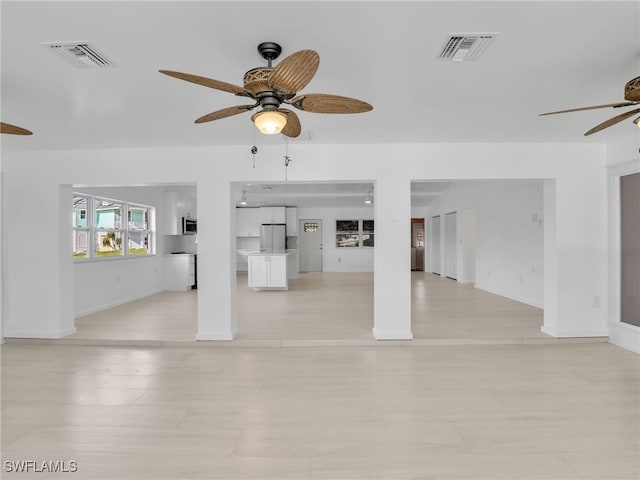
[65,272,550,344]
[1,342,638,479]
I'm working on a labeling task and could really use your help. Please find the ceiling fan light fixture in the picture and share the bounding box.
[252,110,287,135]
[634,116,640,128]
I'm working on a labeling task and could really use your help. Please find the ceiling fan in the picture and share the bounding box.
[539,76,640,136]
[1,122,33,135]
[159,42,373,138]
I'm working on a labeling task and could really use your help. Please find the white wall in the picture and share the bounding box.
[297,206,375,272]
[425,181,544,308]
[72,186,167,317]
[1,142,609,340]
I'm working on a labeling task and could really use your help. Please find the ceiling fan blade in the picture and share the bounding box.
[584,107,640,136]
[195,105,255,124]
[1,122,33,135]
[269,49,319,94]
[539,101,638,116]
[280,109,301,138]
[290,94,373,114]
[159,70,246,95]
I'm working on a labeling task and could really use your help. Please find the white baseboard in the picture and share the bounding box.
[541,325,608,339]
[75,288,166,318]
[196,328,238,341]
[372,327,413,340]
[608,322,640,354]
[474,283,543,309]
[5,326,77,339]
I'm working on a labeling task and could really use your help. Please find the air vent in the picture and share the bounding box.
[43,42,114,68]
[437,33,497,62]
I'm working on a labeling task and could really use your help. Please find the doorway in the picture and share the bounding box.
[299,219,323,272]
[411,218,425,271]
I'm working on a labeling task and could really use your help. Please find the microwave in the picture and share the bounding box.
[182,217,197,235]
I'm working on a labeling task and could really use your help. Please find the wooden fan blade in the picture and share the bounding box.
[584,107,640,136]
[0,122,33,135]
[195,105,255,124]
[159,70,246,95]
[269,50,319,94]
[539,102,638,116]
[290,94,373,114]
[280,109,301,138]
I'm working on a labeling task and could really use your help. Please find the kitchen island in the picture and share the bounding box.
[243,249,297,290]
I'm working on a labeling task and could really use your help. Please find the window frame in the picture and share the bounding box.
[73,192,155,262]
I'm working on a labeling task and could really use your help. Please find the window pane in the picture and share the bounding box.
[95,231,124,257]
[336,233,360,247]
[128,206,149,230]
[336,220,358,232]
[128,232,150,255]
[95,199,123,229]
[304,222,318,233]
[362,233,374,247]
[73,196,88,228]
[363,220,374,232]
[73,230,88,259]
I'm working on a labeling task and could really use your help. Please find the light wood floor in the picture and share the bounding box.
[66,272,551,344]
[2,341,638,479]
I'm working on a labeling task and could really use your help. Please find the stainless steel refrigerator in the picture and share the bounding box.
[260,224,286,251]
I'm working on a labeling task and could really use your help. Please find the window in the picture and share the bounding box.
[73,193,155,261]
[73,195,90,259]
[304,222,318,233]
[362,219,375,247]
[336,220,360,248]
[336,219,375,248]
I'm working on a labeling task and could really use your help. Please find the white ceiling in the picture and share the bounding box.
[2,0,639,155]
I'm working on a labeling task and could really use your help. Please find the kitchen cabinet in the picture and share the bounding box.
[260,206,286,225]
[164,254,195,291]
[236,208,261,237]
[248,254,288,290]
[164,190,196,235]
[286,207,298,236]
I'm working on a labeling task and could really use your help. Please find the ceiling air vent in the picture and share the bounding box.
[43,42,114,68]
[437,33,497,62]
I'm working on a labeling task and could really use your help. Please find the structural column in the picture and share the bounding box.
[373,174,412,340]
[196,178,237,340]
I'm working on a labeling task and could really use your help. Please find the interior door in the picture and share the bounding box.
[445,212,457,280]
[430,216,441,275]
[299,219,323,272]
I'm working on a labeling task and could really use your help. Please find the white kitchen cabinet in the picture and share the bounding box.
[164,190,197,235]
[164,191,180,235]
[260,206,286,224]
[286,207,298,236]
[236,208,261,237]
[248,255,288,290]
[164,254,195,291]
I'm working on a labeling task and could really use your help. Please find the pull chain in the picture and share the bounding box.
[251,126,257,168]
[283,136,291,181]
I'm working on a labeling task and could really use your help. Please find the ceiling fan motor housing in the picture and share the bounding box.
[624,76,640,101]
[243,67,273,96]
